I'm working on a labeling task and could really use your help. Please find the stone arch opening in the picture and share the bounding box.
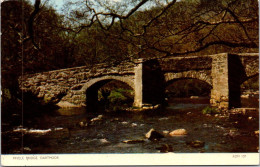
[164,71,212,87]
[240,74,259,108]
[165,78,212,104]
[83,77,134,112]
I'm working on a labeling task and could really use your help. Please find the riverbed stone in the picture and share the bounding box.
[145,128,164,141]
[169,129,187,136]
[163,130,170,135]
[186,140,205,148]
[90,115,103,122]
[156,144,173,153]
[122,139,145,144]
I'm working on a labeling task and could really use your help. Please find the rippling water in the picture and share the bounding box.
[1,97,259,154]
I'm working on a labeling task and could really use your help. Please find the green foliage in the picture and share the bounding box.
[202,106,219,115]
[108,90,128,103]
[241,76,259,90]
[2,89,12,101]
[97,87,134,112]
[108,89,133,104]
[1,89,12,106]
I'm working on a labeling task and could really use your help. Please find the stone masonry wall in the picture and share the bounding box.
[210,53,229,108]
[19,62,136,107]
[236,53,259,82]
[159,56,212,72]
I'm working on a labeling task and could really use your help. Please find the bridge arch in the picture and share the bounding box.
[81,75,135,111]
[164,71,212,86]
[81,75,134,91]
[165,77,213,99]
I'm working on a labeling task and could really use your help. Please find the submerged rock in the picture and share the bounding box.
[110,118,119,122]
[220,140,227,144]
[131,123,138,127]
[159,117,169,121]
[121,121,128,125]
[169,129,187,136]
[48,128,70,139]
[186,140,205,148]
[23,147,32,152]
[79,122,88,127]
[122,139,146,144]
[241,94,250,98]
[145,129,164,141]
[91,115,103,122]
[156,144,173,153]
[99,138,110,144]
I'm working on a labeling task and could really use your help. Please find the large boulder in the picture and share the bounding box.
[169,129,187,136]
[145,128,164,141]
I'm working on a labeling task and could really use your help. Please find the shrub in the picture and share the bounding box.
[108,90,127,103]
[202,106,219,115]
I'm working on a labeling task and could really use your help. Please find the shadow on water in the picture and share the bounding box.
[1,96,259,154]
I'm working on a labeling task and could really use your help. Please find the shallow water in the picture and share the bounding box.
[1,97,259,154]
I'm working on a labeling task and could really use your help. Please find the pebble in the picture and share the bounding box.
[220,141,227,144]
[122,139,145,144]
[79,122,88,127]
[99,138,109,143]
[131,123,138,127]
[159,117,169,121]
[91,115,103,122]
[23,147,31,151]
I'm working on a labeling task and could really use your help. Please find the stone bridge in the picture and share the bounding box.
[19,53,259,109]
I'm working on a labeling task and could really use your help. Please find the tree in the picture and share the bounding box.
[1,0,73,108]
[61,0,258,62]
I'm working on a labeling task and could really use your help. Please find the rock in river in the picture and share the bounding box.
[91,115,103,122]
[186,140,205,148]
[79,122,88,127]
[169,129,187,136]
[145,128,164,141]
[122,139,146,144]
[156,144,173,153]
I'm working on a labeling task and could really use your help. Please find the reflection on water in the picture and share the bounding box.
[56,107,86,116]
[1,97,259,154]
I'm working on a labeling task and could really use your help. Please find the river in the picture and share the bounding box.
[1,97,259,154]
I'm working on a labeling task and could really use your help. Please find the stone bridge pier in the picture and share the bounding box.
[19,53,258,110]
[210,53,258,108]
